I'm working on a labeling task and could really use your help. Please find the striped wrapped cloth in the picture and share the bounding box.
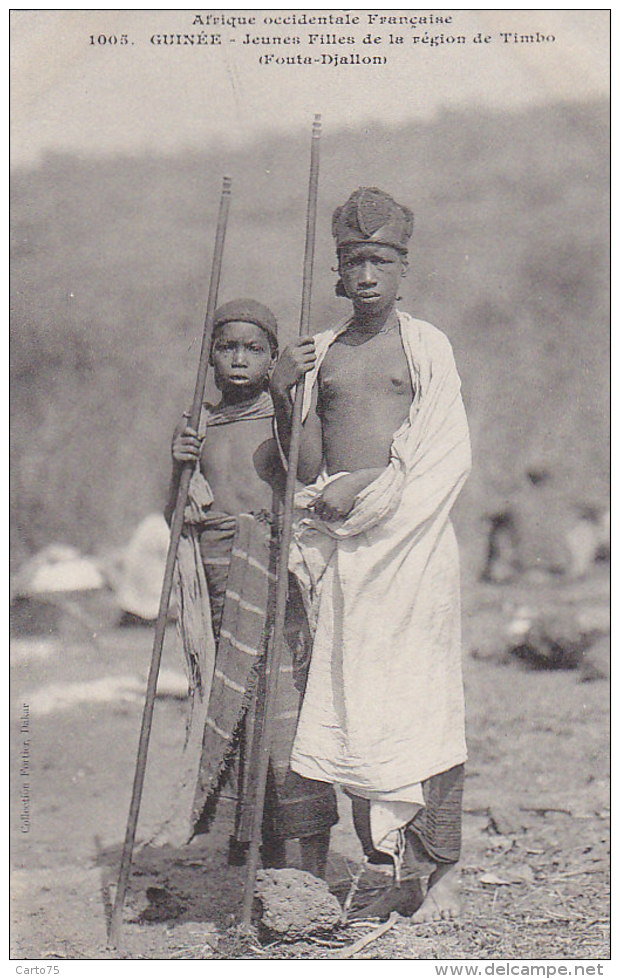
[192,512,337,844]
[407,762,464,866]
[191,511,276,829]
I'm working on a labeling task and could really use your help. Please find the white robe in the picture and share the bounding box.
[284,311,471,820]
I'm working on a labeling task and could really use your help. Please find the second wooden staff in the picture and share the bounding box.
[240,114,322,929]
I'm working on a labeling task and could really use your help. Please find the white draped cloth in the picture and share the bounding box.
[283,311,471,851]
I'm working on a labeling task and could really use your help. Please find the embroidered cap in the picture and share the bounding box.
[332,187,414,254]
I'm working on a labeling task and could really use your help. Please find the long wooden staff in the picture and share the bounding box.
[240,116,322,930]
[108,175,232,947]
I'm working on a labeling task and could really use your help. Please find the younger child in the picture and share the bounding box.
[162,299,336,876]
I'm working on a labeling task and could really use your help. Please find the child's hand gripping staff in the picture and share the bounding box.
[109,176,232,948]
[172,423,202,464]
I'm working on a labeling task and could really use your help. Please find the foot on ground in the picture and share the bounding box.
[411,863,461,923]
[348,876,424,921]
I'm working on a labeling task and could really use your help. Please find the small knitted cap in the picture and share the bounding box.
[332,187,414,253]
[211,298,278,349]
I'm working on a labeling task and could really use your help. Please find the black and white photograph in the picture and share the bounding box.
[10,7,610,964]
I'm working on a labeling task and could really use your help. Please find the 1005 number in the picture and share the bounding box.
[89,34,129,45]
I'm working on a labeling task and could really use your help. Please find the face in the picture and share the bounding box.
[338,243,407,314]
[211,321,276,394]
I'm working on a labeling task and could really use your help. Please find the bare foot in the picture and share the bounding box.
[411,863,461,923]
[349,876,424,921]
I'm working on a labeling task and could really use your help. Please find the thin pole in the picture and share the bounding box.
[108,175,232,947]
[241,115,322,930]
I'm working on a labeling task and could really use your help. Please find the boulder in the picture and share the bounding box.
[254,868,342,941]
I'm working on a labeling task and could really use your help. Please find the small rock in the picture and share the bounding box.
[480,864,533,886]
[488,805,525,836]
[479,872,512,886]
[504,863,535,884]
[254,868,342,941]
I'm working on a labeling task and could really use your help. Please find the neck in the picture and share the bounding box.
[219,385,267,407]
[350,304,399,336]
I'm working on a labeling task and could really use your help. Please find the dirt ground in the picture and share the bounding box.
[10,571,610,961]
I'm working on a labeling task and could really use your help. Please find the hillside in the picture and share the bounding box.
[10,99,610,571]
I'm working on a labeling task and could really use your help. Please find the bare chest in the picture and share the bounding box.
[200,418,282,510]
[318,330,413,413]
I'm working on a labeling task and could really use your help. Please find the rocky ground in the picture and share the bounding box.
[10,571,610,960]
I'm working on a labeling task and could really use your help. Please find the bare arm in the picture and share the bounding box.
[270,337,323,484]
[313,467,385,521]
[164,418,201,525]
